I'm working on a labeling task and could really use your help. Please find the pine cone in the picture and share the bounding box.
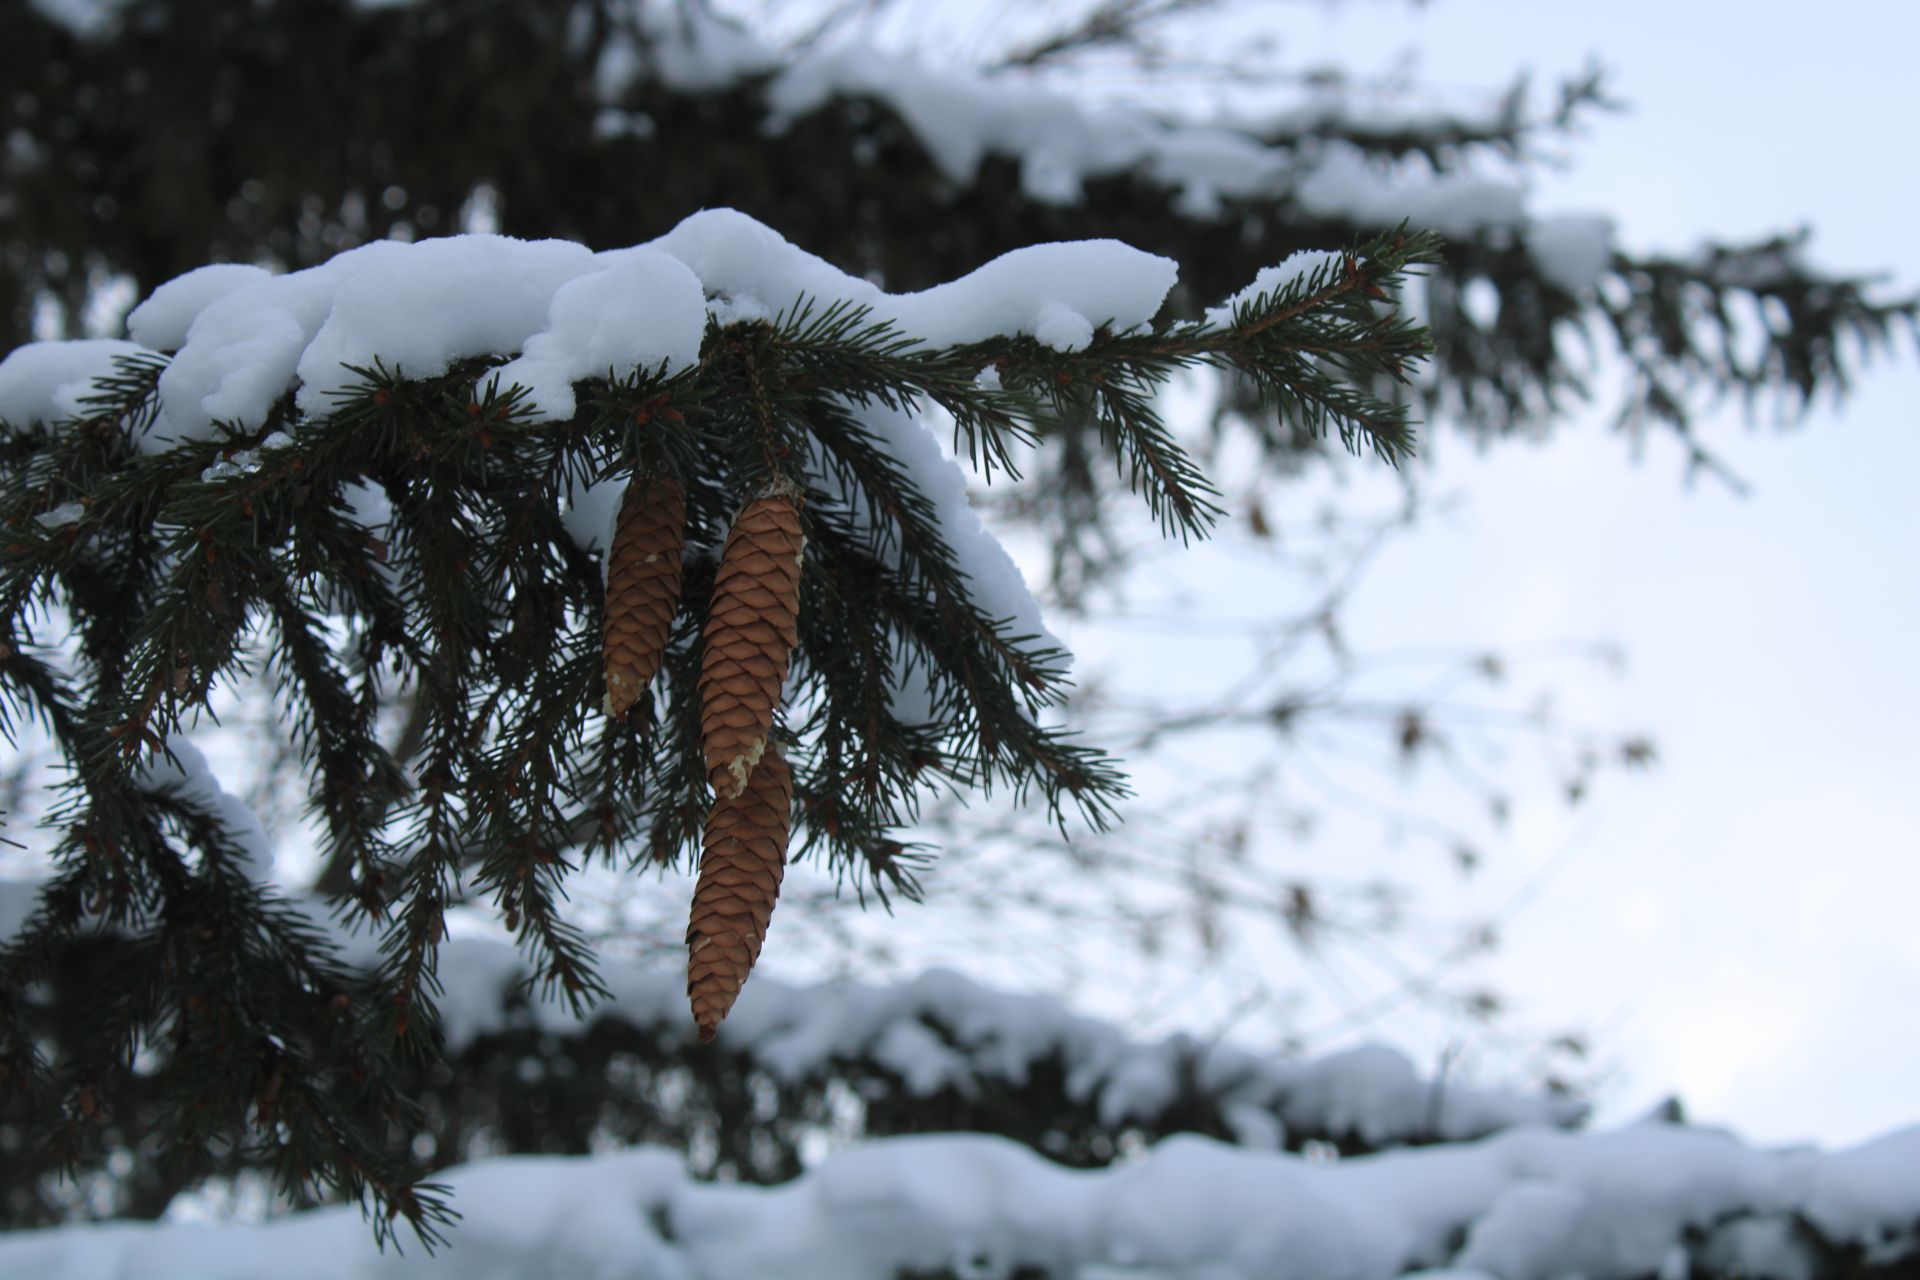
[602,476,686,719]
[698,492,804,799]
[687,742,791,1041]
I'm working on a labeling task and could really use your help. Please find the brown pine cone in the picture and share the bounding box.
[687,742,791,1041]
[602,476,686,719]
[698,492,804,799]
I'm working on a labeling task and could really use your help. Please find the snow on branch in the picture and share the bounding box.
[595,6,1619,290]
[2,1119,1915,1279]
[420,938,1581,1150]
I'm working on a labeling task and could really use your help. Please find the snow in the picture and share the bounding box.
[767,46,1208,207]
[336,478,408,597]
[35,501,85,529]
[1293,145,1526,239]
[1454,1180,1591,1280]
[28,1,1615,293]
[293,235,596,417]
[26,0,123,35]
[3,1123,1916,1278]
[125,264,274,351]
[158,238,406,436]
[124,209,1172,443]
[633,208,1176,353]
[78,209,1167,659]
[837,399,1062,656]
[753,40,1601,275]
[0,337,152,429]
[629,0,778,92]
[1203,249,1345,329]
[489,249,706,423]
[0,879,40,940]
[2,869,1913,1277]
[0,872,1576,1150]
[559,473,628,576]
[1697,1216,1817,1280]
[417,955,1582,1148]
[1801,1123,1920,1245]
[138,736,276,880]
[1526,215,1617,295]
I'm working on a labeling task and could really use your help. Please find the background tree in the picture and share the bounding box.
[0,0,1913,1252]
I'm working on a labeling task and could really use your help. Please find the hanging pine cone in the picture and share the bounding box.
[687,741,791,1041]
[602,476,686,719]
[698,491,804,799]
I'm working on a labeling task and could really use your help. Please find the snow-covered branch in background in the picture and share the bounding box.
[2,1120,1915,1279]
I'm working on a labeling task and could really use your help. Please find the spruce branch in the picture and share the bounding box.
[0,224,1441,1239]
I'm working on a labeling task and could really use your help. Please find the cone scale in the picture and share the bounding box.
[687,742,792,1041]
[697,493,804,799]
[602,476,686,719]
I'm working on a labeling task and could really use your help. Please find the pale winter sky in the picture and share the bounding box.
[1254,0,1920,1147]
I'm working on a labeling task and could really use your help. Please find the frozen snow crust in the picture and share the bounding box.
[1,1116,1915,1278]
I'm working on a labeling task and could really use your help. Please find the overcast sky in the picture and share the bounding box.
[1278,0,1920,1148]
